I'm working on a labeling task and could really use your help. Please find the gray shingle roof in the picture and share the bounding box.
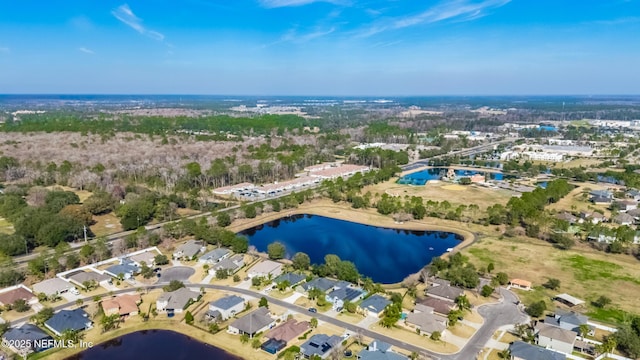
[358,350,408,360]
[300,334,342,358]
[274,273,306,285]
[359,295,391,314]
[509,341,566,360]
[3,324,51,343]
[175,240,204,258]
[44,309,91,335]
[327,287,363,302]
[302,278,336,292]
[199,248,230,263]
[536,323,577,345]
[209,295,244,311]
[426,285,464,301]
[157,288,200,310]
[229,307,274,335]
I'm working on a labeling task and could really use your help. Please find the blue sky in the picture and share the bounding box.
[0,0,638,95]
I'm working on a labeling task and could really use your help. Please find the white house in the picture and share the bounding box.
[247,260,283,279]
[206,295,245,321]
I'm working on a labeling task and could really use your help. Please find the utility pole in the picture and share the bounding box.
[83,225,88,243]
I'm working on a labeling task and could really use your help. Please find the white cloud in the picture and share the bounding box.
[0,47,9,54]
[79,47,95,55]
[112,4,165,41]
[259,0,346,8]
[356,0,511,37]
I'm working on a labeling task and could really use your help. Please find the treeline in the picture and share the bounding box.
[2,113,320,137]
[163,218,249,253]
[363,123,412,143]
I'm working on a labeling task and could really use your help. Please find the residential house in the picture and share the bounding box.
[209,254,245,276]
[357,340,407,360]
[206,295,245,321]
[613,213,635,226]
[405,305,448,336]
[65,270,111,289]
[614,200,638,213]
[33,278,75,297]
[266,319,310,343]
[198,248,231,265]
[156,287,200,313]
[358,295,392,317]
[44,309,93,336]
[104,259,140,280]
[173,240,206,260]
[580,211,606,224]
[627,208,640,220]
[535,323,577,354]
[101,294,142,317]
[0,285,37,306]
[326,286,365,311]
[128,251,158,267]
[554,294,585,307]
[300,278,337,294]
[228,307,275,336]
[627,189,640,201]
[510,279,532,291]
[544,311,593,335]
[556,212,577,224]
[247,260,283,279]
[273,273,306,288]
[425,283,464,302]
[587,232,616,244]
[509,341,566,360]
[590,190,613,204]
[417,297,455,316]
[2,324,53,353]
[300,334,343,359]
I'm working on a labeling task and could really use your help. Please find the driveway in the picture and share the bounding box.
[157,267,195,283]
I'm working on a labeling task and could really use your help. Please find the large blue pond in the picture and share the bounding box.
[67,330,240,360]
[240,214,462,283]
[398,167,514,186]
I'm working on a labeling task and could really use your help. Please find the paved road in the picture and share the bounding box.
[446,288,529,360]
[10,284,527,360]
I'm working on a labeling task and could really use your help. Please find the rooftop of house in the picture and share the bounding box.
[209,295,245,311]
[274,272,306,286]
[102,294,141,316]
[32,278,73,296]
[425,284,464,301]
[359,295,391,314]
[157,287,200,310]
[199,248,230,262]
[535,323,577,344]
[174,240,204,257]
[555,293,585,306]
[509,341,566,360]
[405,312,447,334]
[510,279,532,288]
[327,287,363,303]
[3,324,51,344]
[614,213,635,223]
[212,255,244,271]
[266,319,310,343]
[128,251,157,265]
[248,260,282,275]
[300,334,343,358]
[546,311,589,327]
[302,277,336,292]
[229,307,274,335]
[45,309,91,334]
[418,297,454,315]
[105,260,139,277]
[66,270,110,285]
[0,286,35,305]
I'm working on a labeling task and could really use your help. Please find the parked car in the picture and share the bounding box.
[308,307,317,313]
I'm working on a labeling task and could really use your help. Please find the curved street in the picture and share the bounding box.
[10,282,527,360]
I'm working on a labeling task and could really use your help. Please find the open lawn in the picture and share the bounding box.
[463,234,640,324]
[90,212,123,236]
[555,158,603,169]
[0,217,13,234]
[364,181,514,210]
[369,324,459,354]
[546,182,612,215]
[448,323,476,338]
